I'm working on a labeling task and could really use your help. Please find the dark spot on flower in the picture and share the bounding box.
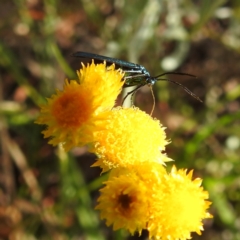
[118,193,132,209]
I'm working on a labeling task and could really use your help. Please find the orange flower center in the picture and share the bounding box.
[52,90,91,128]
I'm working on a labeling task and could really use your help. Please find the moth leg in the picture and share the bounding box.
[122,84,145,105]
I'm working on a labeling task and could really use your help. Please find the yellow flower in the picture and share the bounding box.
[91,107,171,172]
[35,62,124,150]
[147,165,212,240]
[77,62,124,112]
[96,172,149,235]
[96,162,167,235]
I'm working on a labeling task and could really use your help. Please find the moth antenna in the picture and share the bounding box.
[154,72,196,79]
[157,78,202,102]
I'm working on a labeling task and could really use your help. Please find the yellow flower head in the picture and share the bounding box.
[96,172,149,235]
[148,165,213,240]
[96,162,167,235]
[77,62,124,112]
[91,107,171,172]
[35,62,124,150]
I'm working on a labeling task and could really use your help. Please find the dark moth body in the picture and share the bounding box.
[72,51,154,87]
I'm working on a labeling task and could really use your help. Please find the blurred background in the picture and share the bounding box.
[1,0,240,239]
